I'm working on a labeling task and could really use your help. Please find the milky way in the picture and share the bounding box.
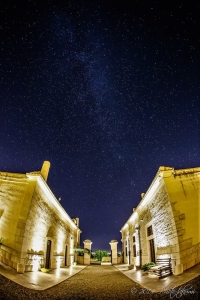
[0,0,199,250]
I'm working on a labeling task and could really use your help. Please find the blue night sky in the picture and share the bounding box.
[0,0,199,251]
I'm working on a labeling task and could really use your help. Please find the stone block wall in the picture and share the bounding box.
[121,167,200,272]
[0,176,78,272]
[24,184,75,270]
[77,256,84,264]
[0,174,27,249]
[25,253,44,271]
[0,244,67,272]
[180,242,200,271]
[139,182,180,263]
[122,180,181,266]
[170,200,198,270]
[0,244,23,270]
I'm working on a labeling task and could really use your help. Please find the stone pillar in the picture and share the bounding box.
[41,161,51,181]
[83,239,92,265]
[135,225,142,269]
[109,240,118,265]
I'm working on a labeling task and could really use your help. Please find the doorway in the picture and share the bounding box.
[65,245,68,266]
[149,239,155,262]
[45,240,52,268]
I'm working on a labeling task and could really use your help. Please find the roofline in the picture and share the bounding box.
[26,172,80,231]
[120,166,200,231]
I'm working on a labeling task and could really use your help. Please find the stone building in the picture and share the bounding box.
[0,161,81,272]
[120,166,200,274]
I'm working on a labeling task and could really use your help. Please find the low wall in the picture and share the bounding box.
[77,256,84,265]
[0,244,24,270]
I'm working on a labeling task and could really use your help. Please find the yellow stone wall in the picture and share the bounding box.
[0,167,80,272]
[0,172,33,249]
[25,183,76,269]
[121,166,200,272]
[164,168,200,270]
[122,181,179,267]
[0,172,37,269]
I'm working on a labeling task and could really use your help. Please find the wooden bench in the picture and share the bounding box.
[149,258,172,279]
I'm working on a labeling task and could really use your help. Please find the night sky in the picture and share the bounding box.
[0,0,199,251]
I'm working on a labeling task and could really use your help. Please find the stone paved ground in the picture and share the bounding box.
[0,265,199,300]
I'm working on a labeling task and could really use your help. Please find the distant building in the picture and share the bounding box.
[120,166,200,274]
[0,161,81,273]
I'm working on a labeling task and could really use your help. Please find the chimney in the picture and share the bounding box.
[41,161,51,181]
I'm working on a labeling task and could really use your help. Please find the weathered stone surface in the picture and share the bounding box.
[0,164,80,272]
[121,166,200,272]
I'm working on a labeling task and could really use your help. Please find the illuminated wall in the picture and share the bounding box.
[164,168,200,270]
[0,162,81,272]
[121,166,200,273]
[25,183,78,270]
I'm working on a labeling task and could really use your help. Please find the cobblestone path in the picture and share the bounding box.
[0,265,200,300]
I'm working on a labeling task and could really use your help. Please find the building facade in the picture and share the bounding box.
[121,166,200,274]
[0,161,81,272]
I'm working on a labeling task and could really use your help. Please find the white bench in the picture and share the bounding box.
[149,258,172,279]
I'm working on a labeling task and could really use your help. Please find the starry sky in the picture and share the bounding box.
[0,0,199,251]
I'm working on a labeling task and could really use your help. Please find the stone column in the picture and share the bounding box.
[128,227,134,266]
[109,240,118,265]
[135,225,142,269]
[121,232,126,264]
[83,239,92,265]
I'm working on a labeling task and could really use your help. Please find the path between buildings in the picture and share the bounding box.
[0,262,200,299]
